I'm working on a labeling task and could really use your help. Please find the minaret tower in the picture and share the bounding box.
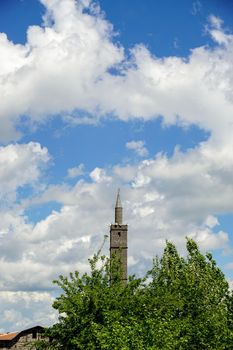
[110,189,128,283]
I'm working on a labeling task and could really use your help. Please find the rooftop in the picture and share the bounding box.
[0,332,19,341]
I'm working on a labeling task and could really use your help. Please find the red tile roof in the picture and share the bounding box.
[0,332,19,341]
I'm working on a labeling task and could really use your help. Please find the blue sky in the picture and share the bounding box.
[0,0,233,332]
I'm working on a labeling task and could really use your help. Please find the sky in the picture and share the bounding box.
[0,0,233,332]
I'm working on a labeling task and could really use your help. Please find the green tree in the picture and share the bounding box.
[38,239,233,349]
[144,240,232,349]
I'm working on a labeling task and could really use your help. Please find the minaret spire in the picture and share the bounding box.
[115,188,122,207]
[110,189,128,283]
[115,188,123,224]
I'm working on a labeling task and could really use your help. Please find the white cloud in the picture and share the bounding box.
[0,0,123,142]
[205,215,219,229]
[0,135,232,299]
[90,167,112,183]
[4,140,232,280]
[206,15,231,45]
[0,0,233,146]
[67,163,85,178]
[126,140,148,157]
[0,142,49,204]
[0,140,233,329]
[0,291,56,332]
[209,15,223,30]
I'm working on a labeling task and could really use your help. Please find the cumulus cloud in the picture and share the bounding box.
[0,291,56,332]
[3,138,232,287]
[0,142,49,204]
[67,163,85,178]
[0,139,233,328]
[90,167,111,183]
[126,140,148,157]
[207,15,231,45]
[0,0,233,145]
[0,0,123,142]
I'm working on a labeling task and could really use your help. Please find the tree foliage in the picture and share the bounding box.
[38,239,233,349]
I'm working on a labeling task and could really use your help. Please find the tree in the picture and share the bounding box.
[144,240,231,349]
[38,239,233,349]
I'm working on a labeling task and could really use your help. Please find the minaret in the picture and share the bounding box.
[110,189,128,283]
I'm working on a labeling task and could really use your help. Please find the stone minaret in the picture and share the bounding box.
[110,189,128,283]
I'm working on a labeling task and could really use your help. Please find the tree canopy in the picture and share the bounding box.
[38,239,233,349]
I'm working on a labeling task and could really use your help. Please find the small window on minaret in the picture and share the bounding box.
[118,232,121,237]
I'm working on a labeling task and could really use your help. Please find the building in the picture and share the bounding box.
[110,189,128,283]
[0,326,44,349]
